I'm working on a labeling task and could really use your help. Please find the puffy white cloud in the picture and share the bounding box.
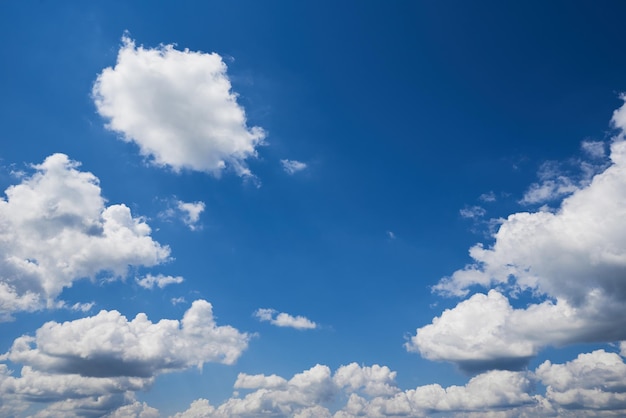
[280,159,307,175]
[0,301,249,416]
[177,200,205,230]
[136,274,184,289]
[254,308,317,330]
[0,153,169,318]
[171,363,539,418]
[93,35,265,176]
[3,300,249,378]
[171,398,215,418]
[105,401,160,418]
[536,350,626,412]
[418,108,626,368]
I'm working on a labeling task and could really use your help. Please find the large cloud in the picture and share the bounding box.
[3,300,250,377]
[408,100,626,370]
[0,301,249,416]
[170,363,535,418]
[93,36,266,176]
[0,154,169,319]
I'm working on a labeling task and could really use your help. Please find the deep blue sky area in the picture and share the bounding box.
[2,2,626,417]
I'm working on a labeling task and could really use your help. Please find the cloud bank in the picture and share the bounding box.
[93,35,266,176]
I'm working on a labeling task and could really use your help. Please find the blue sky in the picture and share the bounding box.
[2,1,626,416]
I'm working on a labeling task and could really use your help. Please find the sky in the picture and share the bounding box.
[1,1,626,416]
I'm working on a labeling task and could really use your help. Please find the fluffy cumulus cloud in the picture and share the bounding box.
[254,308,317,330]
[93,35,265,176]
[0,301,249,416]
[166,351,626,417]
[0,154,169,320]
[408,100,626,371]
[280,159,307,175]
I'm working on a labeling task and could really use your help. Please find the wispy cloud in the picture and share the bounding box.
[280,159,307,174]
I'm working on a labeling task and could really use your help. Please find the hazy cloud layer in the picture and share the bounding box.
[93,36,265,176]
[0,154,169,319]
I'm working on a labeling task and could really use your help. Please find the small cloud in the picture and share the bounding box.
[177,200,205,231]
[479,191,496,202]
[280,159,307,175]
[159,199,206,230]
[136,274,184,289]
[171,297,187,305]
[459,205,486,219]
[254,308,317,330]
[70,302,95,312]
[386,231,396,240]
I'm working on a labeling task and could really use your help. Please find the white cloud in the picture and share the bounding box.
[581,140,607,159]
[93,35,266,176]
[171,296,187,306]
[459,205,486,219]
[254,308,317,330]
[412,101,626,371]
[0,153,169,319]
[536,349,626,412]
[280,159,307,175]
[479,191,497,202]
[170,363,537,417]
[177,200,205,230]
[106,401,160,418]
[136,274,184,289]
[386,231,396,240]
[406,289,625,372]
[3,300,249,378]
[519,161,579,205]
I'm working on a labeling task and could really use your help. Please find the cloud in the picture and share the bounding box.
[0,153,169,319]
[459,205,486,219]
[3,300,249,378]
[254,308,317,330]
[280,159,307,175]
[136,274,184,289]
[536,349,626,412]
[410,101,626,371]
[170,363,537,417]
[177,200,205,230]
[479,191,497,202]
[581,140,607,159]
[93,35,266,176]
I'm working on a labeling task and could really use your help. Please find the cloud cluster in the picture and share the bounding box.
[93,36,266,176]
[167,351,626,417]
[254,309,317,330]
[409,102,626,371]
[0,154,169,319]
[0,301,249,416]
